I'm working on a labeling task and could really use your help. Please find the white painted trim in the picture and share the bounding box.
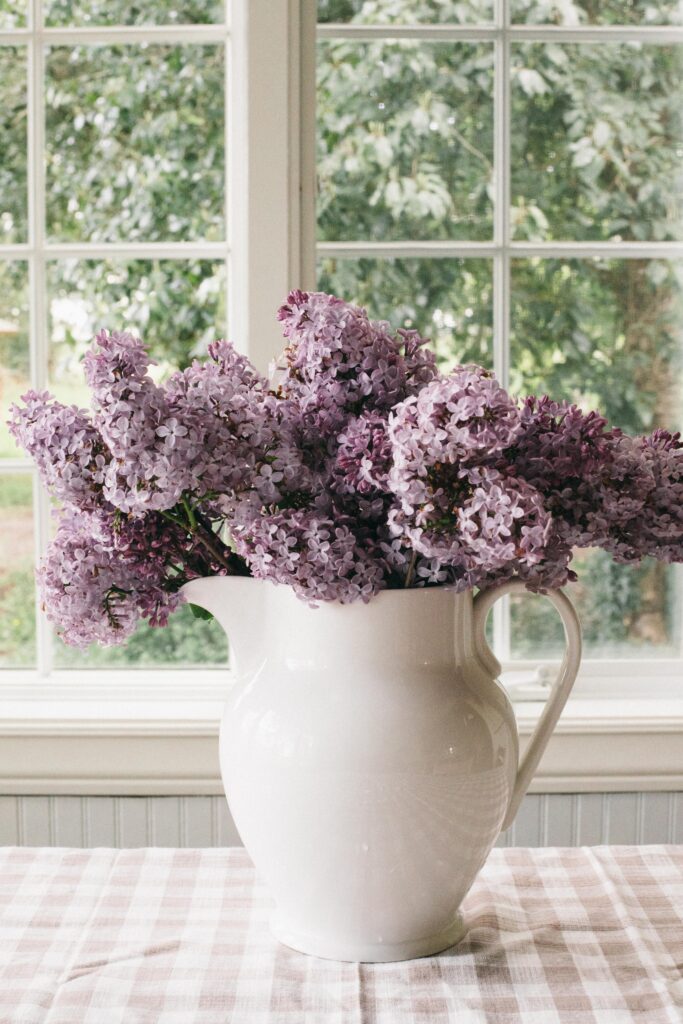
[0,696,681,795]
[228,0,294,370]
[3,22,682,46]
[315,23,683,43]
[0,242,230,258]
[316,24,499,40]
[0,24,228,45]
[27,0,51,676]
[4,240,683,260]
[315,240,683,259]
[508,24,683,43]
[491,0,511,658]
[298,0,317,291]
[0,657,680,700]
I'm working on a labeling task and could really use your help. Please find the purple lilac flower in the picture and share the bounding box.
[8,392,110,511]
[232,507,387,604]
[276,290,436,435]
[388,366,521,512]
[84,329,188,513]
[38,508,180,648]
[388,465,556,585]
[506,397,654,550]
[605,430,683,563]
[8,289,683,649]
[334,412,393,497]
[166,340,290,513]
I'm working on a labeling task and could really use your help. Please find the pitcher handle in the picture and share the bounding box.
[472,580,582,831]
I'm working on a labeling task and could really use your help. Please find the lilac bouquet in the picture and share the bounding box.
[8,290,683,648]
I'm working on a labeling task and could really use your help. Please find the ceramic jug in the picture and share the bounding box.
[182,576,581,962]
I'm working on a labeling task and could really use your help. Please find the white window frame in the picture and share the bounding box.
[0,2,682,800]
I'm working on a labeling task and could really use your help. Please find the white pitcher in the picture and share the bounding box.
[182,576,581,963]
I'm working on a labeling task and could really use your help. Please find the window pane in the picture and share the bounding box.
[510,257,682,660]
[0,1,26,30]
[512,0,683,25]
[45,45,225,243]
[317,256,493,369]
[0,262,30,460]
[53,605,228,668]
[510,259,683,435]
[45,257,229,669]
[511,552,681,659]
[47,258,227,406]
[318,0,493,23]
[317,41,494,241]
[45,0,224,26]
[0,47,27,244]
[0,474,36,669]
[511,44,683,242]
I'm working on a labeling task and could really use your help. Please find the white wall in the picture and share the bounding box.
[1,792,681,848]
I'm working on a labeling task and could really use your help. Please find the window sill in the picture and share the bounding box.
[0,669,681,795]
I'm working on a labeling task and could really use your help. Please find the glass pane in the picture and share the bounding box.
[512,0,683,25]
[510,257,682,660]
[45,45,225,243]
[510,258,683,435]
[511,551,681,659]
[511,44,683,242]
[0,473,36,668]
[44,256,228,668]
[0,262,30,460]
[0,48,27,244]
[54,604,228,667]
[0,1,26,30]
[317,41,494,241]
[318,0,493,23]
[47,258,227,406]
[317,256,493,369]
[46,0,223,26]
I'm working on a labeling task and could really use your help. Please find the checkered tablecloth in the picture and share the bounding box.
[0,845,681,1023]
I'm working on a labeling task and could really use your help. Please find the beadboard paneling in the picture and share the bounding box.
[0,793,680,848]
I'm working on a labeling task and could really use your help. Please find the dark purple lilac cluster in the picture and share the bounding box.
[8,290,683,647]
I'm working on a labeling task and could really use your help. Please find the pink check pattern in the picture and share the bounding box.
[0,845,681,1023]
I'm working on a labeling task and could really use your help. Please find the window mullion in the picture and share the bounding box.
[223,0,230,342]
[45,242,231,259]
[27,0,52,675]
[228,0,293,372]
[492,0,511,663]
[296,0,317,292]
[316,23,499,41]
[315,25,683,44]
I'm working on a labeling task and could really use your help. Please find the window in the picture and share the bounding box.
[0,0,295,679]
[1,0,681,687]
[0,0,235,671]
[313,0,683,679]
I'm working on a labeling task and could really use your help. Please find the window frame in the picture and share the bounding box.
[0,0,680,695]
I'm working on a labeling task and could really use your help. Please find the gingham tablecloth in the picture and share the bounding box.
[0,846,681,1024]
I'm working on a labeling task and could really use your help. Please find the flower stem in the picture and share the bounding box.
[194,524,235,573]
[404,548,417,589]
[160,507,236,573]
[181,494,197,530]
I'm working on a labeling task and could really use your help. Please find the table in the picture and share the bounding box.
[0,845,681,1023]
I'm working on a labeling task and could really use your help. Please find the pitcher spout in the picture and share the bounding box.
[180,576,266,677]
